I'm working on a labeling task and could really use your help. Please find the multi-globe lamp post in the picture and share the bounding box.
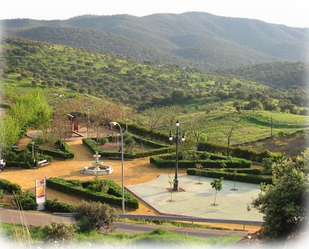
[110,121,125,214]
[169,120,186,191]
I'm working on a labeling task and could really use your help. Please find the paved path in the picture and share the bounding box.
[127,174,263,222]
[0,208,248,238]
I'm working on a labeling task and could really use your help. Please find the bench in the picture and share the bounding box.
[38,159,50,167]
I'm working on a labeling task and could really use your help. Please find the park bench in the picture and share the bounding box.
[38,159,50,167]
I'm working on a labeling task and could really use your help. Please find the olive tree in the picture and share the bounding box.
[250,149,309,241]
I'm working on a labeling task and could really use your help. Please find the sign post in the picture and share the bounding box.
[35,178,46,210]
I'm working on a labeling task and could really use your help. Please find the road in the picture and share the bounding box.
[0,208,248,238]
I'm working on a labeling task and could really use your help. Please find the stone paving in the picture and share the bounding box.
[127,174,263,222]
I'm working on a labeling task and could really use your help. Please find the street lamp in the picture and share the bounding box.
[169,120,186,191]
[31,141,35,159]
[110,121,125,214]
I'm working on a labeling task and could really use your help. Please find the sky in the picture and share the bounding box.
[0,0,308,28]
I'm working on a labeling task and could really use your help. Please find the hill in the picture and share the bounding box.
[217,61,309,88]
[0,38,277,106]
[2,12,308,71]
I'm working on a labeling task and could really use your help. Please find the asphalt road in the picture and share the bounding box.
[0,207,248,238]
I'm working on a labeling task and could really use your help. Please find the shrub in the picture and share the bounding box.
[150,151,251,169]
[83,135,172,159]
[41,221,76,243]
[13,190,37,210]
[45,199,74,213]
[0,178,21,192]
[187,168,272,184]
[73,201,118,232]
[198,141,272,162]
[0,189,4,200]
[46,177,139,209]
[27,140,74,159]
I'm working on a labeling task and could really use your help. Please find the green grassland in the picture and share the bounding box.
[0,222,241,247]
[153,101,309,145]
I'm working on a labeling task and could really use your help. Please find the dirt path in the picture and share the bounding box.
[1,137,185,215]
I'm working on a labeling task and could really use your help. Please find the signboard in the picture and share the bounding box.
[35,177,46,211]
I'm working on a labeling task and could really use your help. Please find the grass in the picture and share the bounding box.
[153,101,309,146]
[0,222,241,247]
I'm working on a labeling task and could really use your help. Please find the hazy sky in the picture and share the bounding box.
[1,0,308,28]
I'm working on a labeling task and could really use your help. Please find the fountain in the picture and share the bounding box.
[81,151,113,175]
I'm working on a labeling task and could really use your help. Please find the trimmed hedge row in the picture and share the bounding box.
[45,199,74,213]
[187,168,272,184]
[82,136,173,159]
[46,177,139,209]
[28,140,74,159]
[0,178,22,192]
[6,161,31,169]
[150,152,251,169]
[119,121,169,142]
[219,168,264,175]
[198,141,272,162]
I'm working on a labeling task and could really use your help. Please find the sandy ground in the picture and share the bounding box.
[0,135,261,232]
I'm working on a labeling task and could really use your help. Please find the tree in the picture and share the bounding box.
[195,163,203,184]
[250,149,309,241]
[161,105,181,133]
[222,113,242,156]
[138,107,163,140]
[245,100,263,111]
[210,177,223,206]
[0,115,20,149]
[168,174,175,202]
[73,201,118,232]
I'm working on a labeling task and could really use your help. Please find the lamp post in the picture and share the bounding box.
[110,121,125,214]
[169,120,186,191]
[31,141,35,159]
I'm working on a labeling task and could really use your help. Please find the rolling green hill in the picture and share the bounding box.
[0,38,273,107]
[2,12,308,71]
[217,61,309,88]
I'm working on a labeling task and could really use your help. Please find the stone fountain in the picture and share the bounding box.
[81,151,113,175]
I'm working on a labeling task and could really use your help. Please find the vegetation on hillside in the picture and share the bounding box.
[2,12,308,70]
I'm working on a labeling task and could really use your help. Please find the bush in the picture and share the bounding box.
[46,177,139,209]
[0,178,21,192]
[187,168,272,184]
[45,199,74,213]
[0,189,3,200]
[13,190,38,210]
[83,135,172,159]
[41,221,76,243]
[1,149,51,168]
[27,140,74,159]
[198,141,272,162]
[73,201,118,232]
[150,151,251,169]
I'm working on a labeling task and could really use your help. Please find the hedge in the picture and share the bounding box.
[118,121,170,142]
[46,177,139,209]
[28,140,74,159]
[150,151,251,169]
[6,161,31,169]
[0,178,22,192]
[187,168,273,184]
[45,199,74,213]
[82,135,173,159]
[0,103,11,108]
[198,141,272,162]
